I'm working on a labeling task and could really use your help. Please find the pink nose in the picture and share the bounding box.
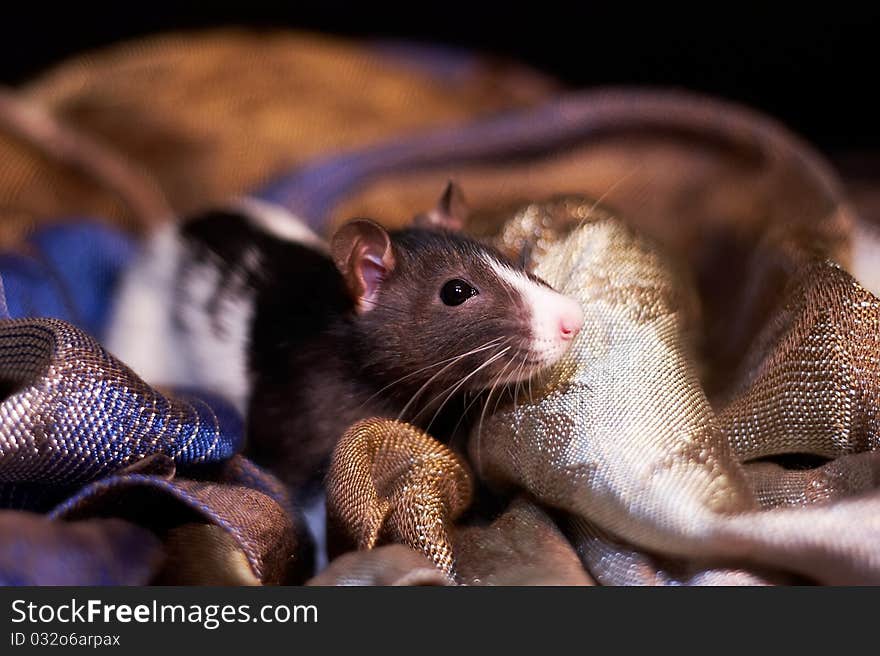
[559,301,584,340]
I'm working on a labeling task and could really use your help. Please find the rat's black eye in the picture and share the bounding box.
[440,279,478,306]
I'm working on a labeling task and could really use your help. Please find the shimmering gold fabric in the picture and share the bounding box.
[471,198,880,585]
[319,89,860,405]
[718,261,880,461]
[742,454,880,510]
[7,31,880,584]
[565,516,786,586]
[325,418,472,578]
[0,30,551,246]
[452,496,595,586]
[307,545,451,586]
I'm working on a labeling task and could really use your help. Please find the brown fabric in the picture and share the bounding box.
[55,457,304,585]
[718,261,880,461]
[742,454,880,510]
[470,198,880,585]
[453,496,594,586]
[307,545,451,586]
[152,524,261,585]
[325,418,473,579]
[6,30,880,585]
[0,314,308,585]
[0,29,553,247]
[277,90,880,585]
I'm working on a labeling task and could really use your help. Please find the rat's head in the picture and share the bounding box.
[330,184,583,398]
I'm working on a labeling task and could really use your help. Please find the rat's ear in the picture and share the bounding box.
[331,219,396,313]
[413,180,468,231]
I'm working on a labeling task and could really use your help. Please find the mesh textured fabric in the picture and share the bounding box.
[307,545,451,586]
[0,318,241,486]
[742,454,880,509]
[325,418,473,579]
[0,317,304,584]
[50,457,303,585]
[565,516,786,586]
[718,261,880,462]
[470,198,880,585]
[4,32,880,584]
[452,496,595,586]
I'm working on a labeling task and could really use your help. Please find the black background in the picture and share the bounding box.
[0,4,878,153]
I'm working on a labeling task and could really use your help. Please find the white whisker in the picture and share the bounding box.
[474,353,517,477]
[396,338,506,422]
[357,337,504,411]
[420,344,512,433]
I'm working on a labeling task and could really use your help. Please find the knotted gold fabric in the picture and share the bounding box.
[325,418,472,578]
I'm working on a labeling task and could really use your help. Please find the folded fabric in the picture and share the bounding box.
[0,221,135,339]
[453,496,595,586]
[306,545,451,586]
[0,315,305,584]
[321,194,880,585]
[257,89,862,406]
[3,32,880,585]
[0,510,162,585]
[326,418,472,579]
[0,29,551,244]
[472,198,880,585]
[0,317,242,487]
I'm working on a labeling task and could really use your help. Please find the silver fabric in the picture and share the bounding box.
[471,198,880,585]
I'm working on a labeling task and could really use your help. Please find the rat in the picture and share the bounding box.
[106,183,584,492]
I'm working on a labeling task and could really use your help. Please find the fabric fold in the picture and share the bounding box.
[326,418,472,579]
[0,317,304,584]
[471,197,880,585]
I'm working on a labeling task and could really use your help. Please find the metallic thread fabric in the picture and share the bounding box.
[306,544,451,586]
[0,30,550,244]
[0,317,303,584]
[452,496,595,586]
[0,317,241,486]
[3,36,879,584]
[326,418,472,579]
[471,197,880,585]
[565,516,785,586]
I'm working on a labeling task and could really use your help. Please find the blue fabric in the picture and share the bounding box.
[0,318,245,490]
[0,85,644,585]
[0,220,137,338]
[0,40,550,584]
[0,316,293,583]
[0,223,297,584]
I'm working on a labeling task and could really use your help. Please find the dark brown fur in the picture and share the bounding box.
[247,226,540,490]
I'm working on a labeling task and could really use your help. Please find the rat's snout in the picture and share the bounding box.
[485,257,585,376]
[524,285,584,366]
[558,298,584,340]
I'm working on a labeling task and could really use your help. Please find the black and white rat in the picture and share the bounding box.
[107,183,583,491]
